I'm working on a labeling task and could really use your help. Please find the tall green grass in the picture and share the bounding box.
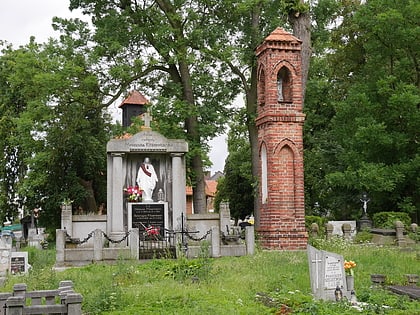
[1,241,419,314]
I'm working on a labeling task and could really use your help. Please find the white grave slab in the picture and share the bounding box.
[307,245,350,301]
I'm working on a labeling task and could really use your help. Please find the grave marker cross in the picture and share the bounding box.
[311,253,322,289]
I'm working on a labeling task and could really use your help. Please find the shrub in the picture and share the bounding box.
[372,212,411,229]
[353,228,373,243]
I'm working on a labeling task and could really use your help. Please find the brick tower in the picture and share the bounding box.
[255,27,307,249]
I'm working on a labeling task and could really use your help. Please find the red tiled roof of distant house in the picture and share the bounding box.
[185,180,218,197]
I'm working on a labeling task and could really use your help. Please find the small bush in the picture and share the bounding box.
[353,228,373,243]
[372,211,411,229]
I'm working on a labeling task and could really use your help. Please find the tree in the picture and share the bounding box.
[306,0,420,221]
[0,25,111,229]
[68,0,240,214]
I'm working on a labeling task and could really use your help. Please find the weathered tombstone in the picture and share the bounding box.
[307,244,350,301]
[0,230,13,277]
[10,252,29,275]
[328,221,357,239]
[219,202,231,235]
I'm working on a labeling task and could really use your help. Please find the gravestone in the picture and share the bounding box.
[328,221,357,239]
[10,252,30,275]
[219,202,231,235]
[0,230,13,277]
[128,203,168,238]
[307,244,350,301]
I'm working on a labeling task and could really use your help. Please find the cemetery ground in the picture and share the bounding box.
[1,240,419,315]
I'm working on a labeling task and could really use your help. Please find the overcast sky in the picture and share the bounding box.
[0,0,227,173]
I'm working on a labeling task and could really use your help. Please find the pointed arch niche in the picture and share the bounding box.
[275,141,296,213]
[258,67,266,106]
[277,66,293,103]
[260,143,268,204]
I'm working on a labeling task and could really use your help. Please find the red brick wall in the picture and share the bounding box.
[255,28,307,250]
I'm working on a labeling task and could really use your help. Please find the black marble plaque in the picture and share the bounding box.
[131,203,165,234]
[10,256,25,274]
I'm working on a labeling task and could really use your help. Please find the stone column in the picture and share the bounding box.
[65,293,83,315]
[56,229,65,265]
[311,223,319,238]
[211,226,221,258]
[395,221,406,247]
[129,228,139,259]
[109,153,125,242]
[326,223,334,240]
[342,223,352,241]
[61,205,73,236]
[171,153,186,231]
[93,229,103,262]
[245,225,255,255]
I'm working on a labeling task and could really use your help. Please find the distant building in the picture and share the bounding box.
[186,172,222,214]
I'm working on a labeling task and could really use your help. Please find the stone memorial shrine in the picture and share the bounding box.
[307,245,352,301]
[106,127,188,242]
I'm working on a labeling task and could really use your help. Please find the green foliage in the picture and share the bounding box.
[353,229,373,244]
[2,246,420,314]
[373,212,412,229]
[304,0,420,222]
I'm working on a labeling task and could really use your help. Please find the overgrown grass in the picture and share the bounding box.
[1,241,419,314]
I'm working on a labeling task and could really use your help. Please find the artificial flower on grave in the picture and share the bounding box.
[344,260,357,276]
[145,225,160,236]
[123,185,142,202]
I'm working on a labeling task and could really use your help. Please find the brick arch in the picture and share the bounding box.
[273,61,296,103]
[273,139,302,215]
[258,141,268,204]
[257,65,266,106]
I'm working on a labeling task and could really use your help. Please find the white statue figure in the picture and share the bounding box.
[277,75,284,102]
[136,157,158,202]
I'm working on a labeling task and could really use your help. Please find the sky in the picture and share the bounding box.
[0,0,228,174]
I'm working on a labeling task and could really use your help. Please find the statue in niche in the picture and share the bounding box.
[136,157,158,202]
[277,75,284,102]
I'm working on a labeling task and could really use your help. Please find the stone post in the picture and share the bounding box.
[93,229,103,262]
[5,296,25,315]
[65,293,83,315]
[395,220,406,247]
[342,223,352,241]
[410,223,418,233]
[245,225,255,255]
[56,229,65,265]
[12,284,27,297]
[310,223,319,238]
[325,223,334,240]
[129,228,139,259]
[109,153,126,243]
[211,226,220,258]
[61,205,73,236]
[171,153,186,231]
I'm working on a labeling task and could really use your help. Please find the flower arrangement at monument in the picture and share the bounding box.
[344,260,357,276]
[124,185,142,202]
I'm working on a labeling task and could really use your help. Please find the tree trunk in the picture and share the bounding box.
[178,60,207,214]
[78,178,97,213]
[247,3,262,227]
[288,1,312,103]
